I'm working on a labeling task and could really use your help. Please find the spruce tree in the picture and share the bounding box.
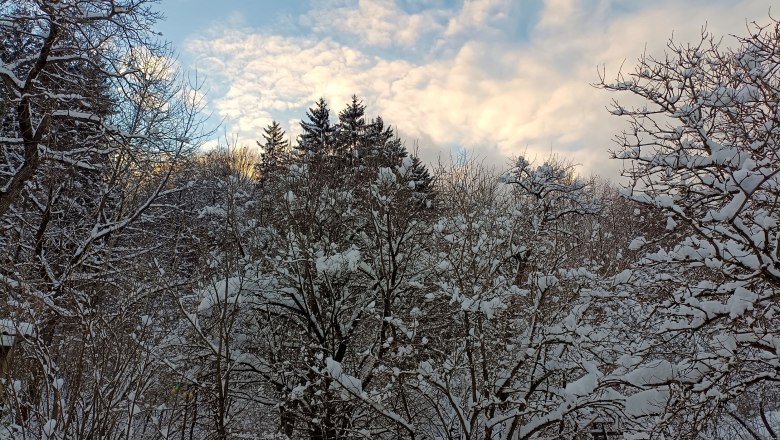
[298,98,333,157]
[362,116,408,167]
[257,120,289,182]
[335,95,367,159]
[406,155,435,205]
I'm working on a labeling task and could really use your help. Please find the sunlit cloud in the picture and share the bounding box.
[444,0,512,37]
[302,0,448,47]
[183,0,774,179]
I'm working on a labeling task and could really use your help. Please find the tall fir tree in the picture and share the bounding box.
[362,116,408,167]
[335,95,367,159]
[257,120,289,183]
[298,97,333,157]
[406,155,435,205]
[292,95,435,199]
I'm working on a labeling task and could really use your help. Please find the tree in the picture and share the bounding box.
[257,120,289,184]
[296,97,419,176]
[357,117,402,164]
[165,145,268,439]
[406,155,434,196]
[245,153,431,438]
[391,157,629,440]
[600,17,780,438]
[298,97,333,157]
[335,94,367,158]
[0,1,207,438]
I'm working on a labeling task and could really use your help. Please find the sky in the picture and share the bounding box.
[155,0,775,179]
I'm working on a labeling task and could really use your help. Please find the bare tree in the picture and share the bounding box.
[0,1,208,438]
[599,16,780,438]
[391,157,628,440]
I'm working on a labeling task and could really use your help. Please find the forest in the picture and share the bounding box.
[1,1,779,439]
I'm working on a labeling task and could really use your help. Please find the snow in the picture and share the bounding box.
[534,274,559,291]
[624,360,675,386]
[197,277,245,313]
[726,286,758,319]
[51,109,102,122]
[628,236,646,250]
[315,247,361,276]
[435,260,453,272]
[454,294,506,318]
[625,389,669,416]
[0,319,34,347]
[197,205,227,218]
[614,269,634,284]
[43,419,57,437]
[324,357,363,398]
[377,167,396,184]
[564,371,598,397]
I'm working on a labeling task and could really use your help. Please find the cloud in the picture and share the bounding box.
[184,0,775,179]
[444,0,512,37]
[187,32,409,138]
[301,0,447,47]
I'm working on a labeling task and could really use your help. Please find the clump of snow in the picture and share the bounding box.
[456,295,506,319]
[43,419,57,437]
[534,275,558,291]
[726,286,758,319]
[197,205,227,219]
[197,277,245,313]
[324,357,363,399]
[316,247,361,276]
[628,236,647,250]
[377,167,397,184]
[625,389,670,416]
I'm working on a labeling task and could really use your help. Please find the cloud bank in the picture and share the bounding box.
[184,0,774,179]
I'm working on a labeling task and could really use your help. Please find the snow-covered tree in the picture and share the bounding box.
[335,95,367,159]
[388,158,629,439]
[240,153,433,438]
[257,120,290,185]
[600,17,780,438]
[165,146,270,439]
[0,1,207,438]
[298,98,333,158]
[359,116,407,169]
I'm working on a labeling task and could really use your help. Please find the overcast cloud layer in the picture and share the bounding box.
[178,0,774,179]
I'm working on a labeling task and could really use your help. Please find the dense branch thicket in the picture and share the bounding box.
[597,18,780,438]
[0,1,207,438]
[1,2,779,439]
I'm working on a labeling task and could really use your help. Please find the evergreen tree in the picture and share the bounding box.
[406,155,435,203]
[292,95,435,202]
[335,95,367,158]
[257,120,289,182]
[360,116,407,168]
[298,97,333,157]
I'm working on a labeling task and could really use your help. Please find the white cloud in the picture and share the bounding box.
[537,0,580,30]
[184,0,776,179]
[445,0,511,36]
[302,0,446,46]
